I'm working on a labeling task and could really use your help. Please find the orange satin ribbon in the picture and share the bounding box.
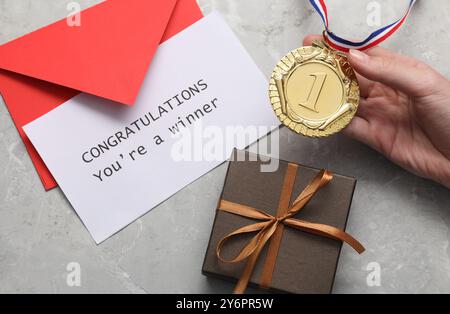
[216,163,365,294]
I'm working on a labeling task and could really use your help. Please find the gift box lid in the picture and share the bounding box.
[202,150,359,294]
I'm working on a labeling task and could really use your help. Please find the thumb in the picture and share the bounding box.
[348,48,437,97]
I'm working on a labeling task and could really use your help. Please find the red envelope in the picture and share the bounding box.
[0,0,203,190]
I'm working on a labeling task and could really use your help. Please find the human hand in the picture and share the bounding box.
[303,35,450,188]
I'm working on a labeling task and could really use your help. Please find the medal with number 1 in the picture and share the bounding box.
[269,0,416,137]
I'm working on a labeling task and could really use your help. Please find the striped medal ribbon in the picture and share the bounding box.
[309,0,416,52]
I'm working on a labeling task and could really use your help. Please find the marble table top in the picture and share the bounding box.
[0,0,449,293]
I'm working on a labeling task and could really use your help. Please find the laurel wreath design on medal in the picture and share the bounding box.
[269,40,360,137]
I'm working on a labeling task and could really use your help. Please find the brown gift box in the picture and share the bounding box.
[202,150,361,294]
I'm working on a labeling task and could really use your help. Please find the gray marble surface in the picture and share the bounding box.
[1,0,449,294]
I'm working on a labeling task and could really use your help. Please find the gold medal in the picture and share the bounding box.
[269,40,360,137]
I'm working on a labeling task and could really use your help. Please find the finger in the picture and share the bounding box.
[354,98,371,120]
[366,46,422,67]
[342,116,375,148]
[302,34,323,46]
[348,48,438,97]
[355,72,374,98]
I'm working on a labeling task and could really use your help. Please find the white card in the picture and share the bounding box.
[24,12,279,243]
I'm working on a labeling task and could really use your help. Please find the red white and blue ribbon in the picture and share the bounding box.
[309,0,416,52]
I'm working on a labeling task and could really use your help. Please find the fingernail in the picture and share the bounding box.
[349,49,368,62]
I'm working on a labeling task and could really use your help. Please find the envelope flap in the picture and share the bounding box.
[0,0,178,105]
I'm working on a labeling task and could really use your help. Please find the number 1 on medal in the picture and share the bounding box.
[299,72,327,112]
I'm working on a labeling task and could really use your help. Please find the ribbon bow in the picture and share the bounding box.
[216,163,365,294]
